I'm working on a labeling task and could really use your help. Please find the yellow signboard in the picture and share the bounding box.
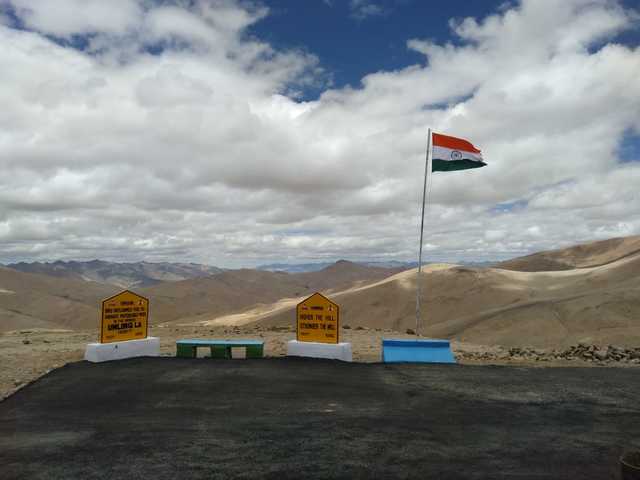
[296,292,339,344]
[100,290,149,344]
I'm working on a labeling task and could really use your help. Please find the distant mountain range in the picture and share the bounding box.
[0,260,402,332]
[5,258,416,286]
[258,260,496,273]
[258,261,418,273]
[1,237,640,347]
[5,260,224,289]
[257,262,334,273]
[4,258,496,285]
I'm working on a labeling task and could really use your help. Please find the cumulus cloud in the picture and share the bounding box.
[349,0,388,20]
[0,0,639,266]
[7,0,143,36]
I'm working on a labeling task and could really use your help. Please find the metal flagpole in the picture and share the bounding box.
[416,128,432,335]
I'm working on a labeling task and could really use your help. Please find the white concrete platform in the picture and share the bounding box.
[286,340,352,362]
[84,337,160,363]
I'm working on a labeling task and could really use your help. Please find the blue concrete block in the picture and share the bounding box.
[382,338,456,364]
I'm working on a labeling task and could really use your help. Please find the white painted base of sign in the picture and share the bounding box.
[84,337,160,363]
[286,340,352,362]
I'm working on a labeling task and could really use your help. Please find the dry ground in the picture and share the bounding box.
[3,324,632,401]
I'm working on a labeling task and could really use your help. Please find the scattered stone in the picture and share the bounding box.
[405,329,416,335]
[468,343,640,365]
[267,326,290,332]
[355,326,365,331]
[342,325,351,330]
[594,350,608,361]
[22,339,31,345]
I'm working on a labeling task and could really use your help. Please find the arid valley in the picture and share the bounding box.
[2,235,640,399]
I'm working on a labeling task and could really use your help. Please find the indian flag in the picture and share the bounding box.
[432,132,486,172]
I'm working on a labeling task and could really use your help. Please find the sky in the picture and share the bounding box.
[0,0,639,267]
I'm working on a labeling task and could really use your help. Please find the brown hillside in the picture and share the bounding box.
[252,252,640,348]
[142,261,402,324]
[5,236,639,347]
[0,267,118,332]
[497,236,640,271]
[0,262,400,331]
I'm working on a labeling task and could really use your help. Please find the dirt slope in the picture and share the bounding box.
[497,235,640,271]
[0,267,119,332]
[0,262,400,331]
[252,253,640,348]
[142,261,402,324]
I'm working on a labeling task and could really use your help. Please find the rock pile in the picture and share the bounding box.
[459,344,640,364]
[554,344,640,363]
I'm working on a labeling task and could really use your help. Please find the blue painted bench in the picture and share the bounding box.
[176,339,264,359]
[382,339,456,364]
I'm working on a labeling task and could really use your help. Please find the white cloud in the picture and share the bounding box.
[349,0,387,20]
[0,0,639,266]
[7,0,143,36]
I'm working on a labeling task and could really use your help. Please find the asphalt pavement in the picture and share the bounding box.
[1,357,639,479]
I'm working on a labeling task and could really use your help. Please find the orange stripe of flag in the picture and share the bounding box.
[433,133,481,153]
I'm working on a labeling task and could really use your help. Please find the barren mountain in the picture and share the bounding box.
[0,266,118,332]
[141,261,403,324]
[6,260,224,288]
[247,240,640,348]
[0,261,401,331]
[496,235,640,271]
[4,237,640,347]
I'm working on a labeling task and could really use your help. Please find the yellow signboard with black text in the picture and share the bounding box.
[296,292,339,344]
[100,290,149,344]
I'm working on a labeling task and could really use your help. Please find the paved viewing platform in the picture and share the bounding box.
[1,357,639,479]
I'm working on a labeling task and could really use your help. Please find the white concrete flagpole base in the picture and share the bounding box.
[84,337,160,363]
[286,340,352,362]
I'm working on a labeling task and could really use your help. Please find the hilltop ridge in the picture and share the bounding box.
[6,260,224,288]
[496,236,640,271]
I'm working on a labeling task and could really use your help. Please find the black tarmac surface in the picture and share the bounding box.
[1,357,639,479]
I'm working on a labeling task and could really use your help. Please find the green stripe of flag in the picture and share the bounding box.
[432,159,487,172]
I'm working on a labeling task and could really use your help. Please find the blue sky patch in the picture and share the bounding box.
[618,129,640,163]
[248,0,505,100]
[490,199,529,214]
